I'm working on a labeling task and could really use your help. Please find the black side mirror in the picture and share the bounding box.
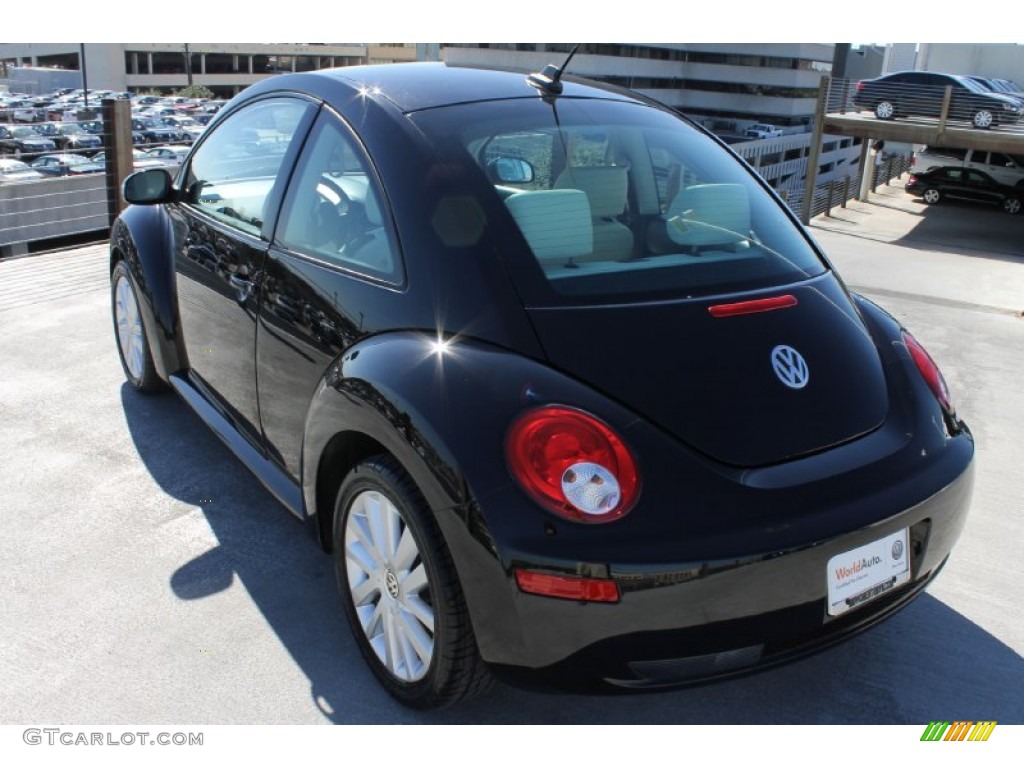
[123,168,174,205]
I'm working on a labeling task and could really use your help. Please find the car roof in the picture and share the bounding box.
[268,62,642,114]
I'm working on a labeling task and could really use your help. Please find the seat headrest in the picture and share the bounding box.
[665,183,750,247]
[505,189,593,265]
[554,166,628,218]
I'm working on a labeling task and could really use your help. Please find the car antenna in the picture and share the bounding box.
[526,44,580,95]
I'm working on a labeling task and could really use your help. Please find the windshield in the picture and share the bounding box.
[410,97,825,305]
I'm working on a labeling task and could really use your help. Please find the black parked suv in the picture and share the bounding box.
[854,71,1023,129]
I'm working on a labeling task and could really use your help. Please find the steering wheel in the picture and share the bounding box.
[307,175,352,249]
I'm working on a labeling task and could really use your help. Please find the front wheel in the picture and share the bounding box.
[922,188,942,205]
[111,261,165,393]
[1003,197,1022,215]
[333,455,493,709]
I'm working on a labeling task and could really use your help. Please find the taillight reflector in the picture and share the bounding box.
[515,569,620,603]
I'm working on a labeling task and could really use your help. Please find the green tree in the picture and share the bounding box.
[174,84,215,100]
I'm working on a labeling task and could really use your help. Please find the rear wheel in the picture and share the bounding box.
[972,109,995,129]
[922,188,942,205]
[874,101,896,120]
[333,455,493,709]
[1003,197,1022,215]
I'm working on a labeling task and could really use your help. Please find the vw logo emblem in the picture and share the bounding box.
[384,570,400,599]
[771,345,809,389]
[892,540,904,560]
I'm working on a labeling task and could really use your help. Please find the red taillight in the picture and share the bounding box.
[515,569,620,603]
[902,331,954,415]
[708,294,797,318]
[856,81,865,92]
[505,406,640,523]
[908,174,918,184]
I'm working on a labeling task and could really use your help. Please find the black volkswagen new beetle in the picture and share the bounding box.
[110,62,974,709]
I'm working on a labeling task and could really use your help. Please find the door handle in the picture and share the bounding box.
[229,274,256,304]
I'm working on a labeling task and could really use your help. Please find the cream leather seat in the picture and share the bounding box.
[504,189,593,269]
[554,166,633,262]
[665,183,750,250]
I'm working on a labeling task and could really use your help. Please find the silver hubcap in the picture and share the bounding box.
[876,102,894,119]
[344,490,434,682]
[974,111,993,128]
[924,189,940,204]
[1005,198,1021,214]
[114,274,145,379]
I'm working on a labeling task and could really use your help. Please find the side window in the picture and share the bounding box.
[969,151,989,164]
[184,98,311,237]
[275,113,402,283]
[988,152,1011,167]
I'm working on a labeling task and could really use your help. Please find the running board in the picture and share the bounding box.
[168,374,304,520]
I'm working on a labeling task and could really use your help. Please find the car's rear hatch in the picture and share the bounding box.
[526,273,888,467]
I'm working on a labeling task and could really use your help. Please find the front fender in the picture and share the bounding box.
[110,205,185,380]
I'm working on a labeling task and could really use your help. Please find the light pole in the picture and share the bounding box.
[184,43,193,88]
[80,43,89,111]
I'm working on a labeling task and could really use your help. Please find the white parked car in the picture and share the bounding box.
[0,157,44,184]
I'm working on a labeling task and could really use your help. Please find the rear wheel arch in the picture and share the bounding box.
[315,430,391,552]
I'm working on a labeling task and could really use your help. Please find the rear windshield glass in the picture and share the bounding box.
[410,97,826,305]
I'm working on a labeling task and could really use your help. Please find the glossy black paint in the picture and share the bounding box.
[110,63,975,689]
[527,274,889,467]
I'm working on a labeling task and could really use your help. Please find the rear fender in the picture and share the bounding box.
[300,331,645,652]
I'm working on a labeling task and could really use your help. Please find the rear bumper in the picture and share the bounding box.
[475,451,974,692]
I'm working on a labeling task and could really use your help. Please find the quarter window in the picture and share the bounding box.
[183,98,311,237]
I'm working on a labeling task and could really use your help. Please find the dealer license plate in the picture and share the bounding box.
[827,529,910,616]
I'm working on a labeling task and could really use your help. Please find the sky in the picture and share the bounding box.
[11,2,1018,46]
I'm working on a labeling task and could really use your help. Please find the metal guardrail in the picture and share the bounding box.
[777,155,911,221]
[0,99,186,256]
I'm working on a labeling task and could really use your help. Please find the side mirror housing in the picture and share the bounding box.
[123,168,174,205]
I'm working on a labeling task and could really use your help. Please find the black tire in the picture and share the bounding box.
[333,455,493,709]
[111,260,166,393]
[922,188,942,205]
[1003,197,1022,215]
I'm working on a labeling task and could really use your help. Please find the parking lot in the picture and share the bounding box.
[1,182,1022,725]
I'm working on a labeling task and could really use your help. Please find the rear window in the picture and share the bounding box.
[410,97,825,305]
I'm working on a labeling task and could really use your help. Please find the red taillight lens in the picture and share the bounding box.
[505,406,640,523]
[856,81,865,92]
[902,331,954,415]
[515,569,620,602]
